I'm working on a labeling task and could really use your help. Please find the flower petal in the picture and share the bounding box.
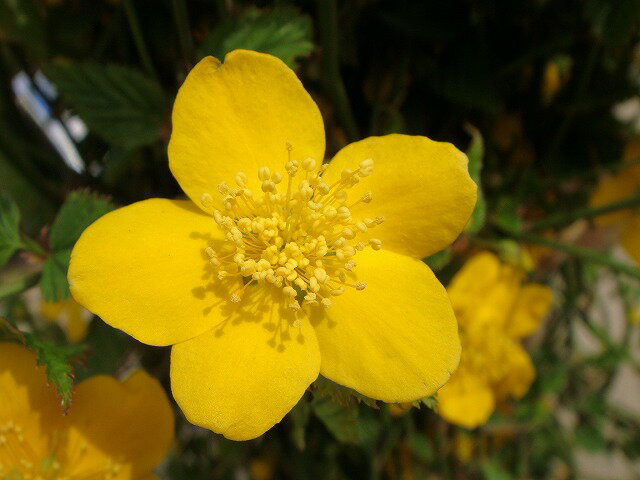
[0,342,59,419]
[62,372,174,478]
[622,216,640,264]
[590,164,640,226]
[506,284,553,338]
[169,50,326,212]
[312,249,460,403]
[493,341,535,401]
[68,199,242,346]
[170,295,320,441]
[322,134,476,259]
[437,375,495,429]
[446,251,502,326]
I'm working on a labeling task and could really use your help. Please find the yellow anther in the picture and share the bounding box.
[358,158,374,176]
[361,191,372,203]
[261,180,276,193]
[314,268,328,284]
[337,206,351,220]
[258,166,271,181]
[217,181,230,194]
[289,300,301,311]
[331,288,345,296]
[272,171,283,184]
[342,228,356,239]
[321,298,332,308]
[230,293,242,303]
[317,181,330,194]
[302,157,317,171]
[286,160,299,176]
[235,172,248,187]
[283,286,297,297]
[369,238,383,250]
[355,282,367,290]
[341,168,353,180]
[355,221,367,233]
[200,192,215,209]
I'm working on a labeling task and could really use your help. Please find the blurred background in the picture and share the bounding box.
[2,0,640,478]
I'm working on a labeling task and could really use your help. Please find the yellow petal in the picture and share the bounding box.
[170,295,320,441]
[622,216,640,265]
[506,284,553,338]
[62,372,174,478]
[493,341,535,401]
[312,249,460,403]
[447,252,502,325]
[590,164,640,226]
[68,199,242,346]
[438,374,495,429]
[0,342,59,420]
[322,134,476,259]
[169,50,325,212]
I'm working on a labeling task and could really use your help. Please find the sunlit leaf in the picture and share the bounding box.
[198,6,314,68]
[45,63,169,150]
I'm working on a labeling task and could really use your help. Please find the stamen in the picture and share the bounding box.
[204,158,379,311]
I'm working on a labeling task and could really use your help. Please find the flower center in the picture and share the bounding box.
[0,420,123,480]
[200,152,383,311]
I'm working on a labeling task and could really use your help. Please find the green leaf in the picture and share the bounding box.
[39,191,114,302]
[574,423,606,452]
[23,333,86,411]
[312,395,359,444]
[44,63,169,150]
[198,6,314,68]
[313,375,378,409]
[0,318,85,410]
[40,249,71,302]
[481,461,514,480]
[49,191,114,252]
[424,249,451,272]
[464,124,486,234]
[419,394,438,411]
[289,398,312,450]
[0,192,23,268]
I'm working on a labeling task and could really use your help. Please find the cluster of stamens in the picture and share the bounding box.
[0,420,123,480]
[201,151,383,311]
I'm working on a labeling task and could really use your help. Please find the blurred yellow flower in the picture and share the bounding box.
[437,252,553,429]
[590,142,640,263]
[0,342,173,479]
[40,297,92,343]
[67,50,477,440]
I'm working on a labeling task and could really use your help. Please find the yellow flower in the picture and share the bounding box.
[67,50,477,440]
[437,252,553,429]
[590,147,640,263]
[0,342,173,479]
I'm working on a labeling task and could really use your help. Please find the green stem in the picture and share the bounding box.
[497,226,640,281]
[172,0,193,63]
[528,193,640,231]
[317,0,359,142]
[123,0,157,79]
[0,271,41,300]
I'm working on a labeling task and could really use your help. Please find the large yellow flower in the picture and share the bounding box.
[68,50,477,440]
[438,252,553,429]
[0,342,173,479]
